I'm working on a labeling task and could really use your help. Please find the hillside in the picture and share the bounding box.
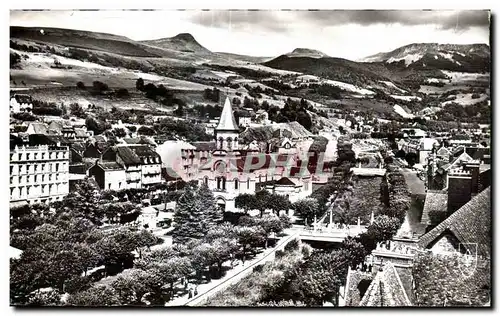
[263,55,388,87]
[360,43,490,73]
[10,26,161,57]
[240,121,312,144]
[215,52,273,64]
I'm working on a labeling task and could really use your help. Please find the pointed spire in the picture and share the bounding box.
[216,96,239,132]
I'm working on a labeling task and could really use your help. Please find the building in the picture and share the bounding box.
[10,94,33,113]
[204,118,219,136]
[88,161,127,191]
[101,144,162,189]
[10,141,70,205]
[184,97,313,212]
[400,138,439,164]
[238,114,252,127]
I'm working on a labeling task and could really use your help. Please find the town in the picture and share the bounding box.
[9,9,491,308]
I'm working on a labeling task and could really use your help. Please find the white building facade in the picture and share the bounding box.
[10,144,70,205]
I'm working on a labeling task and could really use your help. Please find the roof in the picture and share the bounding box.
[10,246,23,259]
[436,146,451,156]
[359,262,412,306]
[420,191,448,225]
[27,122,49,135]
[444,152,473,171]
[74,128,87,137]
[71,142,86,153]
[418,187,491,258]
[275,177,296,186]
[216,97,239,131]
[344,270,374,306]
[12,94,32,104]
[192,141,217,152]
[412,252,490,306]
[114,145,160,166]
[28,134,71,146]
[97,162,124,171]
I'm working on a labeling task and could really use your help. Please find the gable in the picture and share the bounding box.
[428,230,462,255]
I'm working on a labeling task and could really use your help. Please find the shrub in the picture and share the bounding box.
[76,81,86,89]
[284,238,299,252]
[275,250,285,258]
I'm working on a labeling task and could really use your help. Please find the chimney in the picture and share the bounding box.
[463,160,480,195]
[447,168,472,215]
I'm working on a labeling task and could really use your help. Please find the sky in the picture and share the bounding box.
[10,10,490,60]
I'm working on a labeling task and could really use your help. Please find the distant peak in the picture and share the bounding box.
[172,33,196,41]
[287,48,329,58]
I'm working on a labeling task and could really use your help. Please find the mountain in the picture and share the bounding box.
[140,33,211,54]
[10,26,160,57]
[286,48,329,58]
[359,43,490,73]
[215,52,273,64]
[263,55,387,87]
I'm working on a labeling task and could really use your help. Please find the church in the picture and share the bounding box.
[182,97,314,212]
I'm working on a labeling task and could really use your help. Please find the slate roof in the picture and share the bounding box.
[344,269,374,306]
[412,252,490,306]
[113,145,161,166]
[359,262,412,306]
[98,162,124,171]
[71,142,86,154]
[216,97,239,131]
[420,191,448,226]
[418,187,491,258]
[28,134,71,146]
[275,177,296,186]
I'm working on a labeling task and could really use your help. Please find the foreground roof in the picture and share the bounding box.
[418,187,491,258]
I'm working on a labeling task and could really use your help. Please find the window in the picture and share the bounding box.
[204,177,209,186]
[10,176,13,184]
[247,178,250,189]
[10,166,13,174]
[56,163,59,172]
[234,179,239,190]
[108,183,111,190]
[26,153,31,161]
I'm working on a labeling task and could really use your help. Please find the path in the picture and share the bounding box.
[166,230,300,306]
[399,168,426,236]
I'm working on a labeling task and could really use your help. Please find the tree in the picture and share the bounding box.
[405,152,418,167]
[172,185,206,244]
[236,226,266,264]
[115,88,130,98]
[197,183,222,230]
[27,288,62,306]
[136,78,145,91]
[210,237,239,278]
[76,81,86,89]
[69,103,86,119]
[365,215,401,243]
[292,198,321,225]
[340,237,368,269]
[235,193,258,214]
[137,126,155,136]
[66,285,120,306]
[110,269,161,305]
[92,81,109,94]
[258,215,285,248]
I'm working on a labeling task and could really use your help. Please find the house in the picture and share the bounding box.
[101,145,162,189]
[10,94,33,113]
[238,113,252,127]
[88,161,127,191]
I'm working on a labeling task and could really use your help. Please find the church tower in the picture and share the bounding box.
[215,96,239,152]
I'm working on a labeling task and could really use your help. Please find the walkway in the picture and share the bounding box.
[165,230,301,306]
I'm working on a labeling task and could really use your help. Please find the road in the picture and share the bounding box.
[399,167,426,236]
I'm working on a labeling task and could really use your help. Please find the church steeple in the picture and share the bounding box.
[215,96,239,152]
[216,96,239,132]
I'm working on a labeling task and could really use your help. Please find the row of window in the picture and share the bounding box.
[10,162,68,175]
[10,183,67,199]
[10,173,66,185]
[10,151,68,161]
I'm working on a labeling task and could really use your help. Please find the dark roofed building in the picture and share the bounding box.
[420,191,448,228]
[418,187,491,259]
[192,141,217,152]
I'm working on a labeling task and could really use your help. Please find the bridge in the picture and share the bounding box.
[296,225,366,243]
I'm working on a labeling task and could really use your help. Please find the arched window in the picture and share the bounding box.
[234,178,239,190]
[218,137,224,150]
[226,137,233,150]
[204,176,209,186]
[247,178,250,189]
[222,177,226,190]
